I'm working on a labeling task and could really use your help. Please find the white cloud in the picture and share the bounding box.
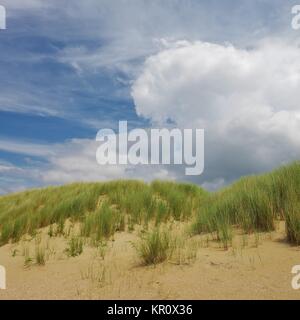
[0,138,177,193]
[0,159,40,194]
[1,0,294,119]
[1,0,47,11]
[42,138,177,184]
[132,39,300,184]
[0,160,22,173]
[0,138,56,157]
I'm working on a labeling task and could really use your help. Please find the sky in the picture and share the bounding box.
[0,0,300,194]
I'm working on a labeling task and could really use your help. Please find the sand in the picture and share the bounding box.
[0,222,300,300]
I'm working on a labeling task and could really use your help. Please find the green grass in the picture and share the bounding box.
[35,245,46,265]
[65,236,83,257]
[285,191,300,245]
[191,162,300,245]
[0,162,300,248]
[81,202,122,240]
[135,228,173,265]
[0,180,206,246]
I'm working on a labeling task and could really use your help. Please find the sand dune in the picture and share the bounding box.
[0,221,299,300]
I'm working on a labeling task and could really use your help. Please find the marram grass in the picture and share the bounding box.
[191,162,300,245]
[0,180,207,245]
[0,162,300,249]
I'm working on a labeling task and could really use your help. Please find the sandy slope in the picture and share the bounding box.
[0,222,300,300]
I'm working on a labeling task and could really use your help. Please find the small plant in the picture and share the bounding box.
[34,234,42,245]
[216,222,233,250]
[135,228,173,265]
[80,263,108,287]
[56,219,65,236]
[35,245,46,265]
[241,233,248,248]
[24,256,33,267]
[66,236,83,257]
[253,232,260,248]
[171,237,198,265]
[97,241,107,260]
[155,201,169,226]
[48,225,54,237]
[64,226,71,238]
[23,247,33,267]
[285,193,300,245]
[11,248,18,257]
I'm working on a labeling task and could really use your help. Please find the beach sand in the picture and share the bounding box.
[0,221,299,300]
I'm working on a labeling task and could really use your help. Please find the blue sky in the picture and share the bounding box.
[0,0,300,194]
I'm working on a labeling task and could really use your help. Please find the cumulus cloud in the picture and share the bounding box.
[132,40,300,185]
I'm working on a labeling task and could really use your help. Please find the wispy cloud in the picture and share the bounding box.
[0,138,56,157]
[0,137,177,194]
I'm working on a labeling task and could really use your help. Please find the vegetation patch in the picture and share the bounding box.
[0,162,300,250]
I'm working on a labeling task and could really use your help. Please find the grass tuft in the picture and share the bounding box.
[35,245,46,265]
[65,236,83,257]
[135,228,173,265]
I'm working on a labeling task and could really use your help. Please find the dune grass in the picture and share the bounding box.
[135,228,174,265]
[285,191,300,245]
[0,180,207,246]
[0,162,300,253]
[191,162,300,245]
[65,236,83,257]
[35,245,46,265]
[81,201,123,240]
